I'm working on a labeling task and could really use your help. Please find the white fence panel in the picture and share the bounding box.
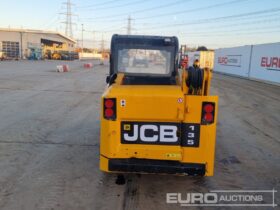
[249,43,280,84]
[214,46,252,77]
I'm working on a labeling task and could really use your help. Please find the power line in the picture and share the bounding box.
[42,15,60,30]
[136,0,250,21]
[131,14,279,35]
[77,28,124,34]
[182,24,280,36]
[81,0,248,23]
[136,7,280,31]
[137,10,280,29]
[81,0,191,21]
[100,10,278,37]
[41,5,64,30]
[79,0,149,11]
[178,17,280,35]
[92,11,280,37]
[185,29,280,37]
[74,1,279,46]
[80,30,106,48]
[77,0,123,9]
[76,39,109,43]
[199,12,280,26]
[81,29,107,33]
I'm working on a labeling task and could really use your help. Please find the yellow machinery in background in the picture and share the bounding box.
[100,35,218,176]
[43,43,67,60]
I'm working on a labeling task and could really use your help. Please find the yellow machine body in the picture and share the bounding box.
[100,35,218,176]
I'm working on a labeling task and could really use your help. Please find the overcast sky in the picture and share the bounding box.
[0,0,280,49]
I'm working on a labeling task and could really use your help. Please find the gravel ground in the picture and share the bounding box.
[0,60,279,210]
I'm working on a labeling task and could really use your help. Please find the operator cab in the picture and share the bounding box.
[108,34,179,85]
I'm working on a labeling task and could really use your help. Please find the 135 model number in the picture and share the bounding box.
[182,124,200,147]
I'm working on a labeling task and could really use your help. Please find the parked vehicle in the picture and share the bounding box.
[100,35,219,176]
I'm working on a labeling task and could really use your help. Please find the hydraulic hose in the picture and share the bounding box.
[186,66,204,95]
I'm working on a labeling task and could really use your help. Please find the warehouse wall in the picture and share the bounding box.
[22,33,75,52]
[0,30,75,58]
[214,43,280,85]
[0,31,21,42]
[0,31,21,58]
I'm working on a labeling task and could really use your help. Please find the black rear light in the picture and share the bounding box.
[201,102,215,125]
[104,98,116,120]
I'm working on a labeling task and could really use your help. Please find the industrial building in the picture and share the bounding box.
[0,28,76,60]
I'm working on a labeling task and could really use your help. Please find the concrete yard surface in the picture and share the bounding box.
[0,61,279,210]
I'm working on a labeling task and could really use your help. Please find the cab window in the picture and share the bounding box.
[117,49,172,76]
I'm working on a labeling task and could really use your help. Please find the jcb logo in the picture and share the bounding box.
[121,122,179,145]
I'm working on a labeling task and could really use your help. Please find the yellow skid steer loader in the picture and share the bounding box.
[100,35,218,176]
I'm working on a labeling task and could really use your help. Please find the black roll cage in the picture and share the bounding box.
[110,34,179,78]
